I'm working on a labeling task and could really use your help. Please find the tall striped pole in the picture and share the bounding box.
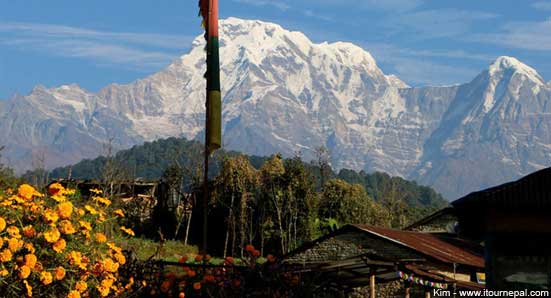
[199,0,222,254]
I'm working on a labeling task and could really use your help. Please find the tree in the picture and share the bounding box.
[215,155,259,257]
[319,179,388,228]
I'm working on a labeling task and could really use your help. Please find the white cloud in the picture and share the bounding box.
[532,1,551,11]
[383,9,498,39]
[232,0,290,11]
[313,0,424,12]
[469,19,551,51]
[0,22,191,70]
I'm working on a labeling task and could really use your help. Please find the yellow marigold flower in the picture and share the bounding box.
[79,220,92,231]
[0,268,8,276]
[48,182,65,196]
[53,238,66,253]
[8,237,23,252]
[19,265,31,279]
[0,217,6,232]
[94,232,107,243]
[90,188,102,194]
[40,271,53,285]
[120,226,135,237]
[43,209,59,224]
[64,188,76,195]
[22,225,36,238]
[24,242,35,254]
[55,266,66,280]
[44,228,61,243]
[107,243,122,254]
[0,249,12,262]
[51,194,67,202]
[93,196,111,206]
[75,280,88,292]
[67,251,88,270]
[113,209,125,217]
[59,220,77,234]
[114,253,126,265]
[23,280,32,297]
[7,225,20,238]
[68,290,81,298]
[18,184,41,201]
[24,254,37,268]
[57,201,73,219]
[97,286,110,297]
[102,257,119,273]
[84,205,98,215]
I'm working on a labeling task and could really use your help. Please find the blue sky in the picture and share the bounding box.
[1,0,550,99]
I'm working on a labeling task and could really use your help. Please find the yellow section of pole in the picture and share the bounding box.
[370,271,376,298]
[404,283,411,298]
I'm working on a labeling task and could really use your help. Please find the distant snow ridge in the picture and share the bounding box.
[1,18,550,200]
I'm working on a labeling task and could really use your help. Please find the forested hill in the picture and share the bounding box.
[44,137,447,209]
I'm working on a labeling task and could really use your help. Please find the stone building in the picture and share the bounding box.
[284,224,485,297]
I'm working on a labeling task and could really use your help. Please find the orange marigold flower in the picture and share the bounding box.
[53,238,67,253]
[245,244,255,253]
[114,253,126,265]
[253,249,261,257]
[178,255,188,263]
[55,266,66,280]
[19,265,31,279]
[8,237,23,252]
[43,209,59,224]
[102,257,119,273]
[160,280,171,293]
[94,232,107,243]
[75,280,88,292]
[23,280,32,297]
[204,254,212,262]
[44,228,61,243]
[193,282,201,290]
[225,256,234,264]
[7,225,20,238]
[0,217,6,232]
[113,209,125,217]
[204,274,215,283]
[22,225,36,238]
[57,201,73,219]
[68,290,81,298]
[18,184,41,201]
[0,268,8,276]
[267,254,276,263]
[59,220,77,234]
[40,271,53,285]
[179,292,186,298]
[48,182,65,196]
[24,253,37,268]
[187,270,196,278]
[120,226,135,236]
[0,249,12,262]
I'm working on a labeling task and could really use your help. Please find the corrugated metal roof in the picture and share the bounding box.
[452,167,551,209]
[351,224,484,268]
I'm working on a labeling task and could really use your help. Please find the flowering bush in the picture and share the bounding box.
[126,244,306,298]
[0,183,133,297]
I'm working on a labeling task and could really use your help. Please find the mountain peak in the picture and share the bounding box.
[488,56,544,84]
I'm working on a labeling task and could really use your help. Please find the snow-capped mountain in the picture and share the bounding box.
[1,18,550,199]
